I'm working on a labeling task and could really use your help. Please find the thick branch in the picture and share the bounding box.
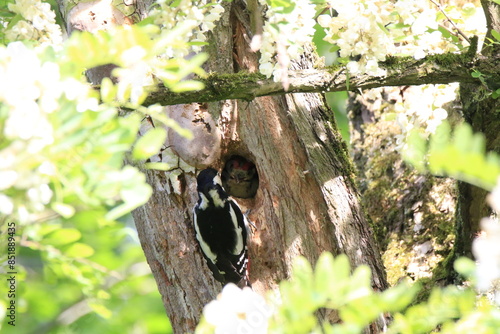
[143,53,493,106]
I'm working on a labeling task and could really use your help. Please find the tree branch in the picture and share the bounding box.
[142,53,495,106]
[429,0,471,43]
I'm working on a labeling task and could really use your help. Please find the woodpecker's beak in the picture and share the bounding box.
[212,174,223,187]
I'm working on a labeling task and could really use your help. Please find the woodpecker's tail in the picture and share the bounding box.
[217,252,251,288]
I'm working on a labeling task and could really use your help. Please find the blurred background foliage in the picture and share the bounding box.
[1,215,172,334]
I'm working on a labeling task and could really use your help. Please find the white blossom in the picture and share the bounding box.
[0,194,14,215]
[203,284,272,334]
[393,83,458,149]
[473,218,500,292]
[0,171,18,191]
[257,1,316,82]
[426,108,448,133]
[149,0,224,58]
[319,0,486,76]
[0,42,98,221]
[6,0,62,47]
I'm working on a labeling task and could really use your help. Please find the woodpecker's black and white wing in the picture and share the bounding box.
[193,168,251,288]
[226,199,250,285]
[193,205,226,284]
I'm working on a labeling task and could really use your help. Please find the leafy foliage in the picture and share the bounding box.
[269,253,418,333]
[197,253,500,333]
[1,216,172,333]
[403,120,500,190]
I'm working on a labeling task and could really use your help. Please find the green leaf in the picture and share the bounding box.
[292,256,314,286]
[454,257,476,280]
[493,88,500,99]
[405,121,500,190]
[100,77,116,103]
[44,228,82,246]
[89,301,113,319]
[346,265,372,301]
[267,0,296,13]
[403,129,428,172]
[170,80,205,92]
[471,69,483,78]
[454,122,474,151]
[132,127,167,160]
[314,252,336,299]
[379,281,420,312]
[377,22,390,35]
[64,242,95,258]
[329,44,341,53]
[340,295,379,327]
[145,162,172,170]
[438,26,452,39]
[106,183,152,221]
[323,254,352,308]
[491,29,500,42]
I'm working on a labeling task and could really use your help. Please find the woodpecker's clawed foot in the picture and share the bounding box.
[244,209,257,234]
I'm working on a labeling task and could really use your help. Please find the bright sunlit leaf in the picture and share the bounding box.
[132,127,167,160]
[64,242,95,258]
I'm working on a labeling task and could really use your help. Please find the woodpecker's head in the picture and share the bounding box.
[196,168,227,207]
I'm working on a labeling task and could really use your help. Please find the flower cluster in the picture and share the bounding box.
[318,0,486,76]
[0,42,98,221]
[202,284,272,334]
[392,0,486,58]
[258,1,316,83]
[149,0,225,58]
[318,1,395,76]
[5,0,62,47]
[394,83,459,149]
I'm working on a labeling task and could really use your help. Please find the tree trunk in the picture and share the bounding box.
[131,2,387,333]
[452,1,500,264]
[348,88,457,286]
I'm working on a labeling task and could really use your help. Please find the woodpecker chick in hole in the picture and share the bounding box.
[222,156,259,199]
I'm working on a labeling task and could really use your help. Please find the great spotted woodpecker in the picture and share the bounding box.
[221,155,259,199]
[193,168,251,288]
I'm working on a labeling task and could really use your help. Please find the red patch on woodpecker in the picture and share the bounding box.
[241,162,253,171]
